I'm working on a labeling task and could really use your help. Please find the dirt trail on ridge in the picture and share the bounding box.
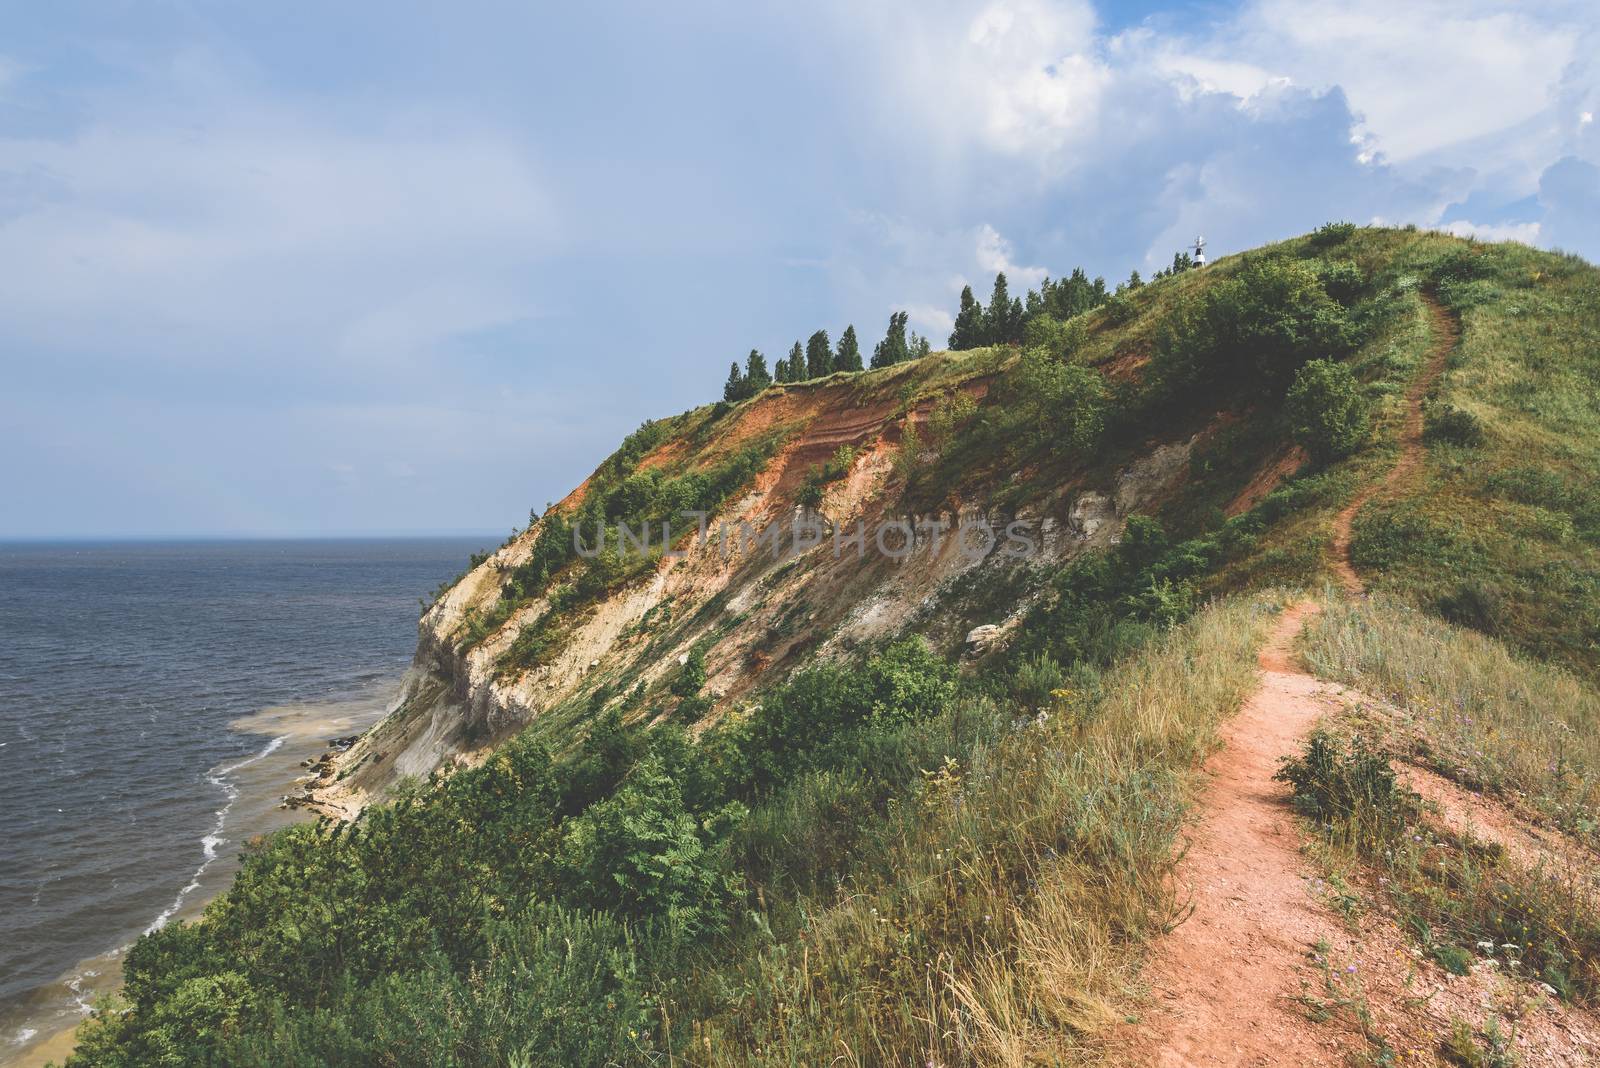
[1128,297,1460,1066]
[1329,293,1457,595]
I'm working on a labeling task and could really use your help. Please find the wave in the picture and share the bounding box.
[142,734,288,935]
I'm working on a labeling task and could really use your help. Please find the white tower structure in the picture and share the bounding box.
[1192,235,1207,268]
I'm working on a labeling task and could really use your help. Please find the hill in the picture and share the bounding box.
[62,227,1600,1066]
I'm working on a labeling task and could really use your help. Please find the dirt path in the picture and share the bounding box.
[1329,292,1457,595]
[1131,603,1358,1066]
[1129,298,1462,1066]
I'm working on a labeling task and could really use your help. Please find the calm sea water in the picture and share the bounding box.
[0,538,487,1060]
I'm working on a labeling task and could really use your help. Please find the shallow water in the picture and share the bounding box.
[0,538,487,1065]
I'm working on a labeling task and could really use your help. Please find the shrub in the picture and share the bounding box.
[1275,730,1417,837]
[926,391,977,451]
[1021,314,1087,360]
[1153,259,1352,396]
[557,753,742,939]
[1285,359,1370,463]
[1100,292,1136,325]
[1424,403,1485,447]
[1318,261,1366,305]
[671,648,707,697]
[1311,221,1358,246]
[1011,347,1108,452]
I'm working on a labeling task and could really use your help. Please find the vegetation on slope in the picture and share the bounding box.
[64,227,1600,1066]
[1284,596,1600,1009]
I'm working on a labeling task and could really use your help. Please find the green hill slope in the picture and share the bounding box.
[62,228,1600,1067]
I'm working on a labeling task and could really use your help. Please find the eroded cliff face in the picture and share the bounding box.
[301,353,1202,815]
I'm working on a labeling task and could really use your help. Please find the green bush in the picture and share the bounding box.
[557,753,742,939]
[1021,314,1087,360]
[1153,259,1352,396]
[1286,359,1370,462]
[1317,261,1366,305]
[1425,403,1486,447]
[1011,347,1108,452]
[1275,730,1417,836]
[1311,221,1358,247]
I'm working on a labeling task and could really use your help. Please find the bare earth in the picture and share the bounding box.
[1133,600,1355,1066]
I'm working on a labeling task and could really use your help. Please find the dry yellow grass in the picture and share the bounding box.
[1301,593,1600,841]
[692,592,1284,1066]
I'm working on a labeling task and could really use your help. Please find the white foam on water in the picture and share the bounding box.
[11,1027,38,1047]
[143,735,288,935]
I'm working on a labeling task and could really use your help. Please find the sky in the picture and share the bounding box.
[1,1,1597,538]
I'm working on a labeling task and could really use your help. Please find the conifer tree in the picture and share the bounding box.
[835,325,863,372]
[986,272,1024,345]
[786,340,805,381]
[745,349,771,390]
[806,330,834,378]
[949,285,985,349]
[909,331,932,360]
[871,311,910,368]
[722,362,747,403]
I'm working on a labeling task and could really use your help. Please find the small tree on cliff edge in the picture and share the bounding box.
[775,341,803,383]
[835,325,863,372]
[871,311,910,368]
[744,349,771,390]
[806,330,834,378]
[723,362,747,402]
[949,285,984,350]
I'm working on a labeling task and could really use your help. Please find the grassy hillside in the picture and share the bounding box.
[62,228,1600,1066]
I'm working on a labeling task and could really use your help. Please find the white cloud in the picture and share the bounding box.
[1170,0,1581,167]
[975,223,1048,288]
[1439,219,1542,244]
[900,302,955,338]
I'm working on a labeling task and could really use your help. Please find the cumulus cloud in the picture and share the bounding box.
[974,224,1048,288]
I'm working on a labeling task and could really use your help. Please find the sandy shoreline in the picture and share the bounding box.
[1,686,395,1068]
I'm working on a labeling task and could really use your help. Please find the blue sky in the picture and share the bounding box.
[2,1,1596,537]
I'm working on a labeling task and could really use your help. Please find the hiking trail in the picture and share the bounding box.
[1129,294,1458,1066]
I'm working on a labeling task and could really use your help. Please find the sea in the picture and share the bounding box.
[0,538,489,1067]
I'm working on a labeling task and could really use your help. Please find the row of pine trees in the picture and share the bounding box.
[723,314,934,402]
[720,258,1177,402]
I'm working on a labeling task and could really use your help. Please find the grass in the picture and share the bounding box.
[678,591,1284,1065]
[1279,724,1600,1006]
[1346,239,1600,678]
[1300,594,1600,843]
[1284,596,1600,1011]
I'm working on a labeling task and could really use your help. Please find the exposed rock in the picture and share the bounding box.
[965,624,1002,650]
[1069,492,1116,543]
[1115,440,1193,515]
